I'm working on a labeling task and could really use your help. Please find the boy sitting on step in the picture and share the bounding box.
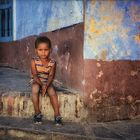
[31,36,62,125]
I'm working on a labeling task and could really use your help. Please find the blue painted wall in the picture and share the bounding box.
[15,0,83,40]
[84,0,140,60]
[14,0,140,60]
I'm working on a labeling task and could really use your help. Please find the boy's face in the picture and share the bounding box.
[35,43,51,59]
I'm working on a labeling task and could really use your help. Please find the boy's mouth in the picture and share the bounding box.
[40,56,47,59]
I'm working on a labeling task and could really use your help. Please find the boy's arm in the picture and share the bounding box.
[31,59,43,86]
[42,62,56,96]
[46,62,56,88]
[42,63,56,96]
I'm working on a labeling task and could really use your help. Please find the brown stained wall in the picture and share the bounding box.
[83,60,140,121]
[84,60,140,98]
[40,24,84,91]
[0,37,36,70]
[0,23,84,92]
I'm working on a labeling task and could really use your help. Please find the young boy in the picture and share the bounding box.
[31,36,62,125]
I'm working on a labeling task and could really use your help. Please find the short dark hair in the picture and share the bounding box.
[35,36,51,49]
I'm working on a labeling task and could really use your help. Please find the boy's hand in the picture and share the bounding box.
[42,85,48,97]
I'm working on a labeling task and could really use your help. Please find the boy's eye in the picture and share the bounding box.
[38,49,48,51]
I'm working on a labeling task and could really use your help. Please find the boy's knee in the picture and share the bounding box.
[32,83,40,94]
[47,84,54,90]
[47,85,56,96]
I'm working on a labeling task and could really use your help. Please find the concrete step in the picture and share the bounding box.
[0,92,87,122]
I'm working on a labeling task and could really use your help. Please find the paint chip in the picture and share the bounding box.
[26,46,29,54]
[134,34,140,45]
[100,50,107,60]
[130,70,138,76]
[96,71,103,79]
[97,63,101,67]
[92,89,98,95]
[82,80,85,85]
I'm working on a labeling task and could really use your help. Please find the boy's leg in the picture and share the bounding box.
[47,85,60,117]
[32,83,41,114]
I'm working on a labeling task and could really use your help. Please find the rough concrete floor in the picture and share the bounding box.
[0,116,140,140]
[0,67,140,140]
[0,67,31,94]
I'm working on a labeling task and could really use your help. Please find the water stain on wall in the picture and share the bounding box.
[84,0,140,60]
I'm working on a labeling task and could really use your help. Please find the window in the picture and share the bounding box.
[0,0,13,42]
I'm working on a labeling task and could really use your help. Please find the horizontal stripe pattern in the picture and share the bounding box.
[38,73,49,79]
[35,66,51,73]
[32,57,55,84]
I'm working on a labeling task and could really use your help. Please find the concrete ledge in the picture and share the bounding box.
[0,92,88,122]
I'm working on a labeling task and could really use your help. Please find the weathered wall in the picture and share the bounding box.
[82,0,140,121]
[84,0,140,60]
[15,0,83,40]
[0,23,84,92]
[83,60,140,121]
[83,1,140,93]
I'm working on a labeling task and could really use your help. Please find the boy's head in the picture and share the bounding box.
[35,36,51,49]
[35,36,52,59]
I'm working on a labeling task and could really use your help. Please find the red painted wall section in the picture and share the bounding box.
[84,60,140,101]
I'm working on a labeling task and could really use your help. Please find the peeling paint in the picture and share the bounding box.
[100,49,107,60]
[96,70,103,79]
[134,34,140,45]
[92,89,98,95]
[130,70,138,76]
[129,3,140,22]
[96,62,101,67]
[82,80,85,85]
[84,0,140,60]
[26,46,29,55]
[127,95,134,104]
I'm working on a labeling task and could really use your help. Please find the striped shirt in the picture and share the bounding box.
[32,56,55,84]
